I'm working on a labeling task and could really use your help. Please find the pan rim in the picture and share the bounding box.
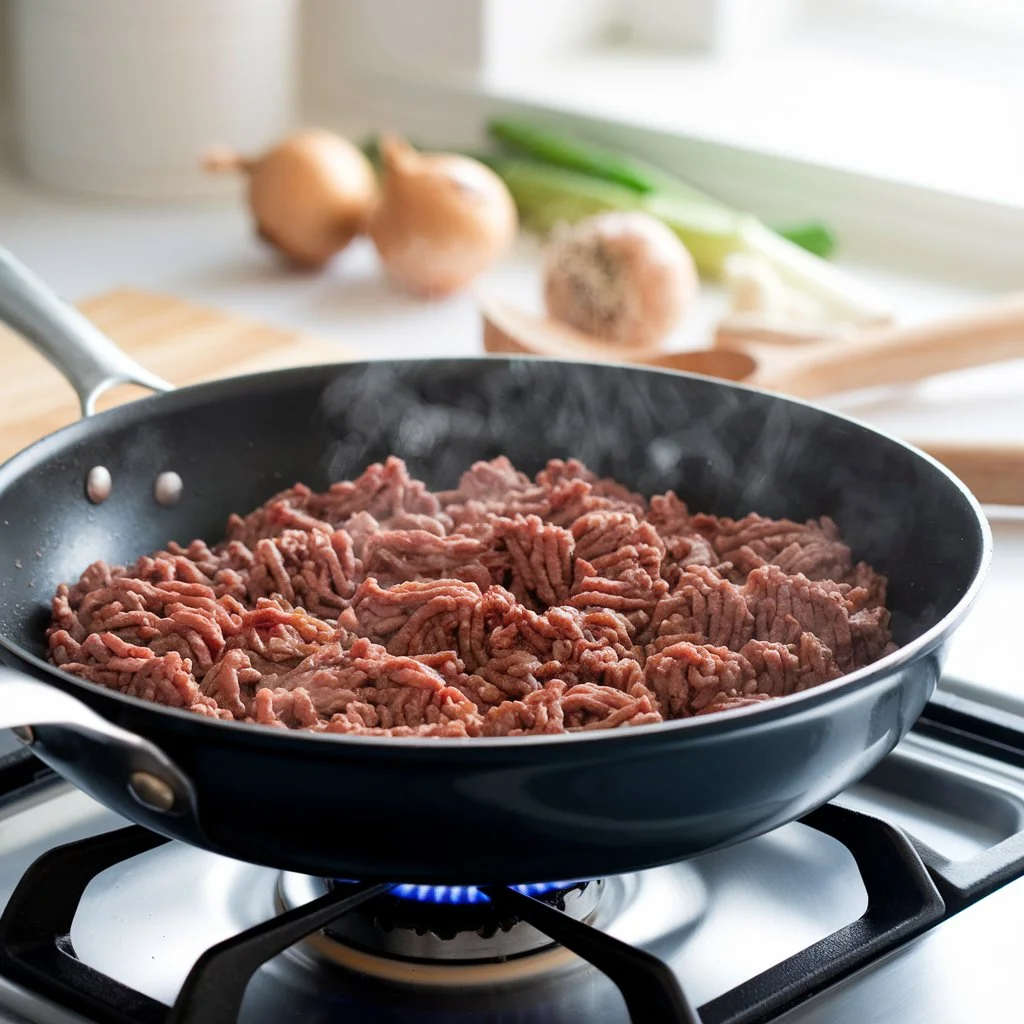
[0,354,994,751]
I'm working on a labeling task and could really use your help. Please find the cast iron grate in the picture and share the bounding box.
[0,804,944,1024]
[911,690,1024,913]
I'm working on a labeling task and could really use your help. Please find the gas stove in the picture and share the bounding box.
[1,685,1023,1024]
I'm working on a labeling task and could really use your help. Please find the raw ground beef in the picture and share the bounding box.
[46,456,897,737]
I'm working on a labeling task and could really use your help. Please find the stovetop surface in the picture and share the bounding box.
[2,718,1022,1024]
[773,873,1023,1023]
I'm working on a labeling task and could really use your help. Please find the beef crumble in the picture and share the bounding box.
[46,456,896,737]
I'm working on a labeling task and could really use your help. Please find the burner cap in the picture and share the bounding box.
[277,874,604,966]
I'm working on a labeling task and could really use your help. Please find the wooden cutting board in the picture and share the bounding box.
[0,288,355,462]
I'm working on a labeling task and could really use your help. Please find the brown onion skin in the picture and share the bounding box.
[368,133,518,298]
[204,129,378,269]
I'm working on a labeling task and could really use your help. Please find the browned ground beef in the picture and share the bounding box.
[46,457,897,737]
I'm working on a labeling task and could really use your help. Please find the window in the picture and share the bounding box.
[306,0,1024,262]
[806,0,1024,33]
[796,0,1024,79]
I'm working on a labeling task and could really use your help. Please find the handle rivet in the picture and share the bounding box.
[154,471,183,507]
[12,725,34,744]
[86,466,112,504]
[128,770,176,813]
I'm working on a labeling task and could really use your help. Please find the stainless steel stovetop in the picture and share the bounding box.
[1,683,1023,1024]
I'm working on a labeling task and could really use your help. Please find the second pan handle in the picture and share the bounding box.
[754,291,1024,398]
[0,245,173,415]
[0,670,197,821]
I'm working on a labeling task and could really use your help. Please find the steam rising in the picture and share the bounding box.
[0,357,985,655]
[314,357,979,645]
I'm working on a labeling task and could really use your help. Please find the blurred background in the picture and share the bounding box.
[0,0,1022,685]
[0,0,1022,442]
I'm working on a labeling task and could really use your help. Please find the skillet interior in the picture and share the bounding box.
[0,358,989,881]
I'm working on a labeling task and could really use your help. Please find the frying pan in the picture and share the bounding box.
[0,246,990,885]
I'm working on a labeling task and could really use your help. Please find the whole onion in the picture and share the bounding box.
[368,133,518,298]
[543,211,699,349]
[204,129,378,268]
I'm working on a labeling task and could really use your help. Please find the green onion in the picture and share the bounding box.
[771,221,837,260]
[490,157,747,277]
[485,119,886,324]
[486,118,844,258]
[488,118,666,195]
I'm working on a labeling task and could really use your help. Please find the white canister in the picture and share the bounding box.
[10,0,298,199]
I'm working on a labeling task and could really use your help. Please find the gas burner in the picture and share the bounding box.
[330,878,603,960]
[277,873,605,982]
[373,879,583,906]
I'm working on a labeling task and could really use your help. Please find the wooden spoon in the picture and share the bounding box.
[481,298,759,381]
[481,292,1024,400]
[481,296,1024,506]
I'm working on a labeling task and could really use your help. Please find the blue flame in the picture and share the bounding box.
[333,879,581,905]
[389,881,578,905]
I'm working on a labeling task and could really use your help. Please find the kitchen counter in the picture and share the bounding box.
[2,159,1021,447]
[0,159,1022,697]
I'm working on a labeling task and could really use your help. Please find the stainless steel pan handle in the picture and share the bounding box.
[0,246,193,822]
[0,245,173,415]
[0,670,197,817]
